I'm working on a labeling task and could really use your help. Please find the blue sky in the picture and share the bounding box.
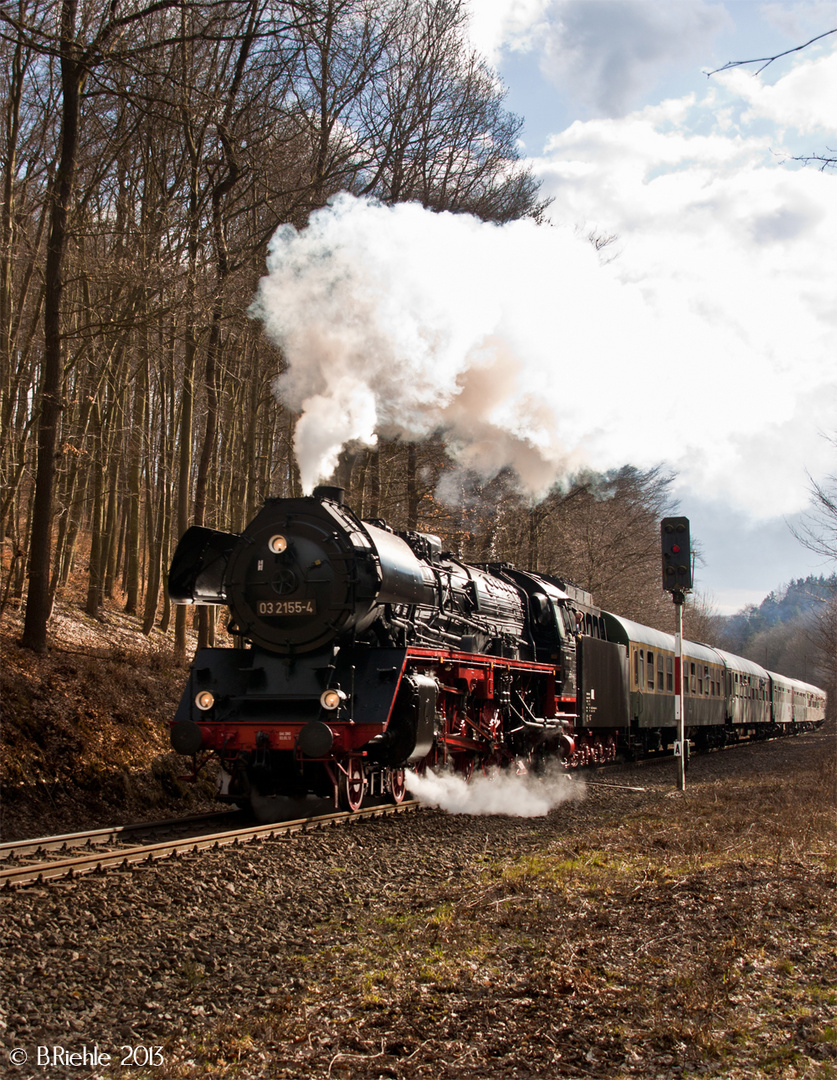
[466,1,837,613]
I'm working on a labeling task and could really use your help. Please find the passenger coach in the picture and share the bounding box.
[602,613,824,752]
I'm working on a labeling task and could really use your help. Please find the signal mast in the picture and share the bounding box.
[661,517,692,791]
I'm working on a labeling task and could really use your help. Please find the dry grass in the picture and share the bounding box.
[154,733,836,1080]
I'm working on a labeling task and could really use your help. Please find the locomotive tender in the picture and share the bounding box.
[168,487,826,818]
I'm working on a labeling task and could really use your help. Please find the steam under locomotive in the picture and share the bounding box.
[168,486,826,819]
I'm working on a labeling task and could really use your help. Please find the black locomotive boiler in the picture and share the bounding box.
[168,487,826,818]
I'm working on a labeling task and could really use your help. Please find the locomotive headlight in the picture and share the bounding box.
[320,688,347,711]
[195,690,215,711]
[268,534,288,554]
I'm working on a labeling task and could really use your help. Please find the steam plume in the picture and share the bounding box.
[252,193,646,496]
[404,765,582,817]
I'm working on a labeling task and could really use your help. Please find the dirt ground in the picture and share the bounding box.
[2,729,835,1080]
[1,607,219,841]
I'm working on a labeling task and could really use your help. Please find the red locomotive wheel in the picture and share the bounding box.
[453,753,475,782]
[389,767,407,804]
[338,757,365,812]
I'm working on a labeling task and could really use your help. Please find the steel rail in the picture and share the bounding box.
[0,809,244,861]
[0,800,420,889]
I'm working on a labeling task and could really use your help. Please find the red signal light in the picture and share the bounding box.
[661,517,692,592]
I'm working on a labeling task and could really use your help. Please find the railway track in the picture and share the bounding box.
[0,800,420,890]
[2,731,812,890]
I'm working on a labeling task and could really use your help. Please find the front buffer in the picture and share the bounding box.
[170,645,434,817]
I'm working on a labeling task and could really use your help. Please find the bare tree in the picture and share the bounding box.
[794,457,837,561]
[359,0,545,221]
[707,28,837,77]
[3,0,193,650]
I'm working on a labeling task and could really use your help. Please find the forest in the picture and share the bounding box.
[1,0,834,702]
[0,0,546,651]
[710,576,837,688]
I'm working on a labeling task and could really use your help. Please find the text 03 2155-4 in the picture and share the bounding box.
[258,600,315,615]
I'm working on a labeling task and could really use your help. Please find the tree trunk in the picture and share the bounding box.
[125,358,147,613]
[22,0,81,650]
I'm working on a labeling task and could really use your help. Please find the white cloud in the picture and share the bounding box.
[759,1,837,42]
[531,52,837,516]
[468,0,731,116]
[540,0,731,116]
[717,49,837,133]
[466,0,551,63]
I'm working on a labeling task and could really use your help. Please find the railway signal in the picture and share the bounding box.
[661,516,691,792]
[661,517,692,593]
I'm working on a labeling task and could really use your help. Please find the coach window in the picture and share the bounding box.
[704,666,710,695]
[666,656,673,692]
[697,667,703,695]
[658,654,665,692]
[638,649,645,689]
[690,662,696,695]
[647,651,655,690]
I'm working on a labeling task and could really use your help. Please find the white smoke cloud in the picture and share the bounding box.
[405,764,582,816]
[252,188,837,516]
[253,193,666,496]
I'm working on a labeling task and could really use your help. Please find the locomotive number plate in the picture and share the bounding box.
[257,600,316,615]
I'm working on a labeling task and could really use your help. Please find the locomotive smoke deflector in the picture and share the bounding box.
[168,525,241,605]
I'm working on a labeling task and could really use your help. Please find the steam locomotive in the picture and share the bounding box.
[168,487,826,819]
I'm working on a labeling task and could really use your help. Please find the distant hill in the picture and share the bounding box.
[711,575,837,684]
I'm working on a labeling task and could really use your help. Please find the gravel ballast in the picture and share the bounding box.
[2,731,835,1080]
